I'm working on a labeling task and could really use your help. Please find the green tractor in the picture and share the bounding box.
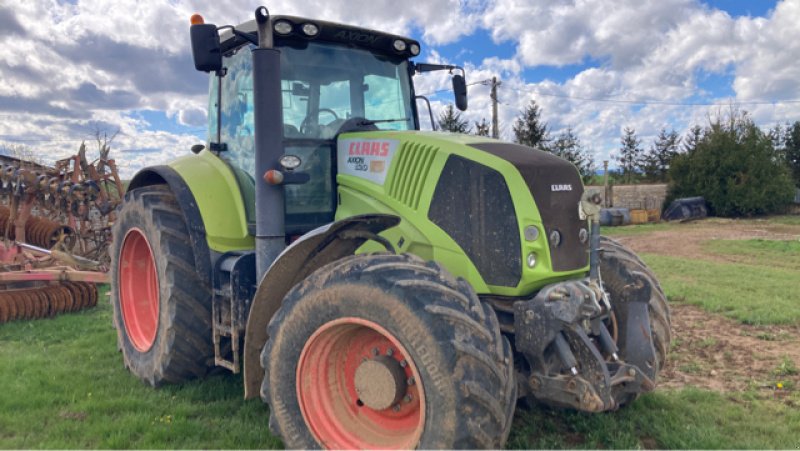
[111,6,670,449]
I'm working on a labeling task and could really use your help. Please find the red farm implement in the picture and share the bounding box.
[0,144,120,323]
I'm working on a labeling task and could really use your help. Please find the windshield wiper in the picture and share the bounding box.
[358,117,410,126]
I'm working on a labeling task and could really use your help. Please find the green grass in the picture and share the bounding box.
[2,287,799,449]
[641,253,800,325]
[771,215,800,226]
[704,239,800,270]
[508,389,800,449]
[0,289,281,449]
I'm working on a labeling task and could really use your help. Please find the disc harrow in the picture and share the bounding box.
[0,206,74,249]
[0,282,98,324]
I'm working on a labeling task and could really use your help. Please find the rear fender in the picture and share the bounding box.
[242,214,400,399]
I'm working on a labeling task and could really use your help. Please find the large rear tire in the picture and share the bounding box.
[260,253,516,449]
[110,185,213,386]
[599,236,671,405]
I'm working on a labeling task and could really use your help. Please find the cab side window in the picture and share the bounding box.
[219,46,256,178]
[215,46,257,225]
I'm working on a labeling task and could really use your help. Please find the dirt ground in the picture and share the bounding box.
[614,217,800,263]
[660,304,800,395]
[613,218,800,396]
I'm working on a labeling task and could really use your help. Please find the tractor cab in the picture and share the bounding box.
[193,14,462,236]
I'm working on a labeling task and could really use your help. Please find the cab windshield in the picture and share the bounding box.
[279,41,415,139]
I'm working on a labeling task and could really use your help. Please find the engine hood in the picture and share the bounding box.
[335,130,589,294]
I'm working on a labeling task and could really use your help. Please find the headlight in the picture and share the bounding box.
[526,252,537,268]
[279,154,302,171]
[393,39,407,52]
[409,43,420,56]
[302,23,319,36]
[524,225,539,241]
[273,20,292,35]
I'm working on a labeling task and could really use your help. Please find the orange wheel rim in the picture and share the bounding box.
[296,317,425,449]
[119,228,159,352]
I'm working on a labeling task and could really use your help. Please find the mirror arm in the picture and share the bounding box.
[216,25,259,47]
[413,63,464,76]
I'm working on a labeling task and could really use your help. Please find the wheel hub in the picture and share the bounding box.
[354,356,406,410]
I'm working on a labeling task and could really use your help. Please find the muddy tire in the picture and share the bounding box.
[110,185,213,386]
[260,253,516,449]
[599,236,671,405]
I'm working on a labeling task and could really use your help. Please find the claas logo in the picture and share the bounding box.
[348,141,390,157]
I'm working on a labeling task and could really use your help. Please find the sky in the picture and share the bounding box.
[1,0,799,177]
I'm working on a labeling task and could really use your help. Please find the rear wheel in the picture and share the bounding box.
[261,253,516,449]
[110,185,213,386]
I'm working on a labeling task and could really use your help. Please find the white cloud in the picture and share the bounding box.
[1,0,800,177]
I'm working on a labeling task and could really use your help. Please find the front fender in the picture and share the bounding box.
[131,150,254,253]
[127,165,213,287]
[242,214,400,399]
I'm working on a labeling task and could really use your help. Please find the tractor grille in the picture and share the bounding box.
[387,142,438,210]
[469,142,589,272]
[428,155,522,287]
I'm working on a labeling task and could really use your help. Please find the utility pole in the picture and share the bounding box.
[602,160,610,207]
[490,76,501,139]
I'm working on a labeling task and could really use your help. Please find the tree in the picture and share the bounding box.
[616,127,643,184]
[668,110,795,216]
[513,100,549,148]
[0,143,45,166]
[548,127,595,183]
[768,122,785,150]
[642,128,680,182]
[682,125,704,154]
[473,118,490,137]
[437,104,470,133]
[783,121,800,188]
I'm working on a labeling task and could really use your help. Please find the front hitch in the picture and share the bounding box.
[513,192,657,411]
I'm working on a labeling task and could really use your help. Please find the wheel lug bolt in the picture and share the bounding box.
[392,405,400,412]
[404,394,413,403]
[371,347,379,356]
[386,348,394,356]
[399,359,407,367]
[407,376,415,386]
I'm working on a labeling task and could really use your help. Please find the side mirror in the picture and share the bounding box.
[190,24,222,72]
[453,74,468,111]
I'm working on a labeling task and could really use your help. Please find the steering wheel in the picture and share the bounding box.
[300,108,339,135]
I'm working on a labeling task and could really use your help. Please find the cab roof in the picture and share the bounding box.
[220,15,420,59]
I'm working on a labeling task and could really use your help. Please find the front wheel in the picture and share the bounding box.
[600,236,671,405]
[260,253,517,449]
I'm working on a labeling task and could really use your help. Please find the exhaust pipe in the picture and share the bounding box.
[252,6,286,279]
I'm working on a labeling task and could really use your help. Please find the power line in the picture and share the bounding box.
[417,80,485,97]
[0,136,86,143]
[423,77,800,107]
[501,84,800,107]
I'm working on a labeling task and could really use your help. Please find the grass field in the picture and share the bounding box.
[1,216,799,449]
[643,252,800,325]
